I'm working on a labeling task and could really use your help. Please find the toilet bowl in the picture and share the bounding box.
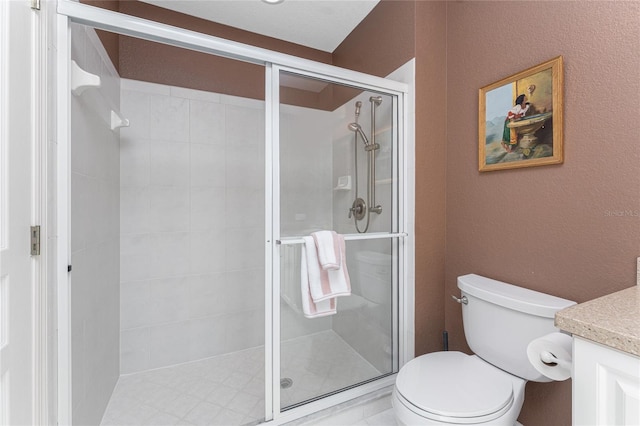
[392,274,575,425]
[392,352,525,425]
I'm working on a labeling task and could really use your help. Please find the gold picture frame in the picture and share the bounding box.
[479,56,563,172]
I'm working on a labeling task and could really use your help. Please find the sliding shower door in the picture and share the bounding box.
[59,5,409,423]
[275,70,400,410]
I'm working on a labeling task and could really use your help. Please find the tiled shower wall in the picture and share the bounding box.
[70,24,121,425]
[117,73,405,376]
[278,103,335,339]
[118,79,267,373]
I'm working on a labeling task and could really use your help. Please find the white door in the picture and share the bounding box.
[0,0,35,424]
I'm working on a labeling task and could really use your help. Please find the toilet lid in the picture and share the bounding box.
[395,352,514,420]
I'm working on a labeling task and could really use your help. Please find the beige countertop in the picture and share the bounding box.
[555,286,640,357]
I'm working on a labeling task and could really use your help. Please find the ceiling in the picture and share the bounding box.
[139,0,380,53]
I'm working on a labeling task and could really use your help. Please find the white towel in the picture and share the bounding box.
[300,243,336,318]
[303,235,351,304]
[312,230,341,270]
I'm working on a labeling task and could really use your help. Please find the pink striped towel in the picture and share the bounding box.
[312,230,341,270]
[300,233,351,318]
[300,241,336,318]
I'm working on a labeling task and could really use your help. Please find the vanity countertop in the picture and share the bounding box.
[555,286,639,357]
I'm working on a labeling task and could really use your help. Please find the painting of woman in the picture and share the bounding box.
[501,94,530,153]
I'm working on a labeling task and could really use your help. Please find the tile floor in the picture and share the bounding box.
[297,396,397,426]
[101,331,383,425]
[280,331,381,408]
[332,408,397,426]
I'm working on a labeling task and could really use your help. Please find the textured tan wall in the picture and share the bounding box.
[331,0,417,110]
[81,0,120,71]
[119,35,267,101]
[97,0,332,101]
[118,0,332,63]
[333,0,416,78]
[413,1,447,356]
[445,2,640,425]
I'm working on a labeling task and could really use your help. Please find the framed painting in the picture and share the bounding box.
[479,56,563,172]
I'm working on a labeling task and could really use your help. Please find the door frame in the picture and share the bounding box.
[1,0,50,423]
[55,1,413,424]
[32,1,52,424]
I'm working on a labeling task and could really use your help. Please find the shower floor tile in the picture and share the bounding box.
[101,330,381,426]
[280,331,381,408]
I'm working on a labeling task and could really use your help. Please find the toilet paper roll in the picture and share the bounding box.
[527,332,573,381]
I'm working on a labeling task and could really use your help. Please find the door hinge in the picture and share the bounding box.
[30,225,41,256]
[30,0,40,10]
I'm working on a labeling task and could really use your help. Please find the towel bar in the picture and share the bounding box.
[276,232,407,245]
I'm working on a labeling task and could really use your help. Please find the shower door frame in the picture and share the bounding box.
[55,1,413,424]
[268,65,408,423]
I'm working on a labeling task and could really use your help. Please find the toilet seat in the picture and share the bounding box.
[395,352,515,423]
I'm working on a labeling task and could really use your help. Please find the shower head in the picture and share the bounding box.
[348,122,370,146]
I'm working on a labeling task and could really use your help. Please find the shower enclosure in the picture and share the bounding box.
[57,2,410,425]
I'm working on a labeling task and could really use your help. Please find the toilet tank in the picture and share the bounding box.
[356,251,391,304]
[458,274,576,382]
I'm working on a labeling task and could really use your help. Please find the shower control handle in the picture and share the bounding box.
[451,294,468,305]
[349,198,367,221]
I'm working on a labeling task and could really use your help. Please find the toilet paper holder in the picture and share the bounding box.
[540,351,559,366]
[527,332,573,381]
[540,350,571,369]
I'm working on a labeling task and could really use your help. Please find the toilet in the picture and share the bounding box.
[392,274,576,425]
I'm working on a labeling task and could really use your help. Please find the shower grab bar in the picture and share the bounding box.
[276,232,407,245]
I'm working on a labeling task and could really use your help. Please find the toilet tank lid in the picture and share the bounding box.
[355,251,391,262]
[457,274,576,318]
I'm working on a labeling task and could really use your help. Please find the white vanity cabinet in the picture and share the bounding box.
[573,337,640,425]
[555,286,640,426]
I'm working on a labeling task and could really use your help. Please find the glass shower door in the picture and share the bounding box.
[276,70,399,410]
